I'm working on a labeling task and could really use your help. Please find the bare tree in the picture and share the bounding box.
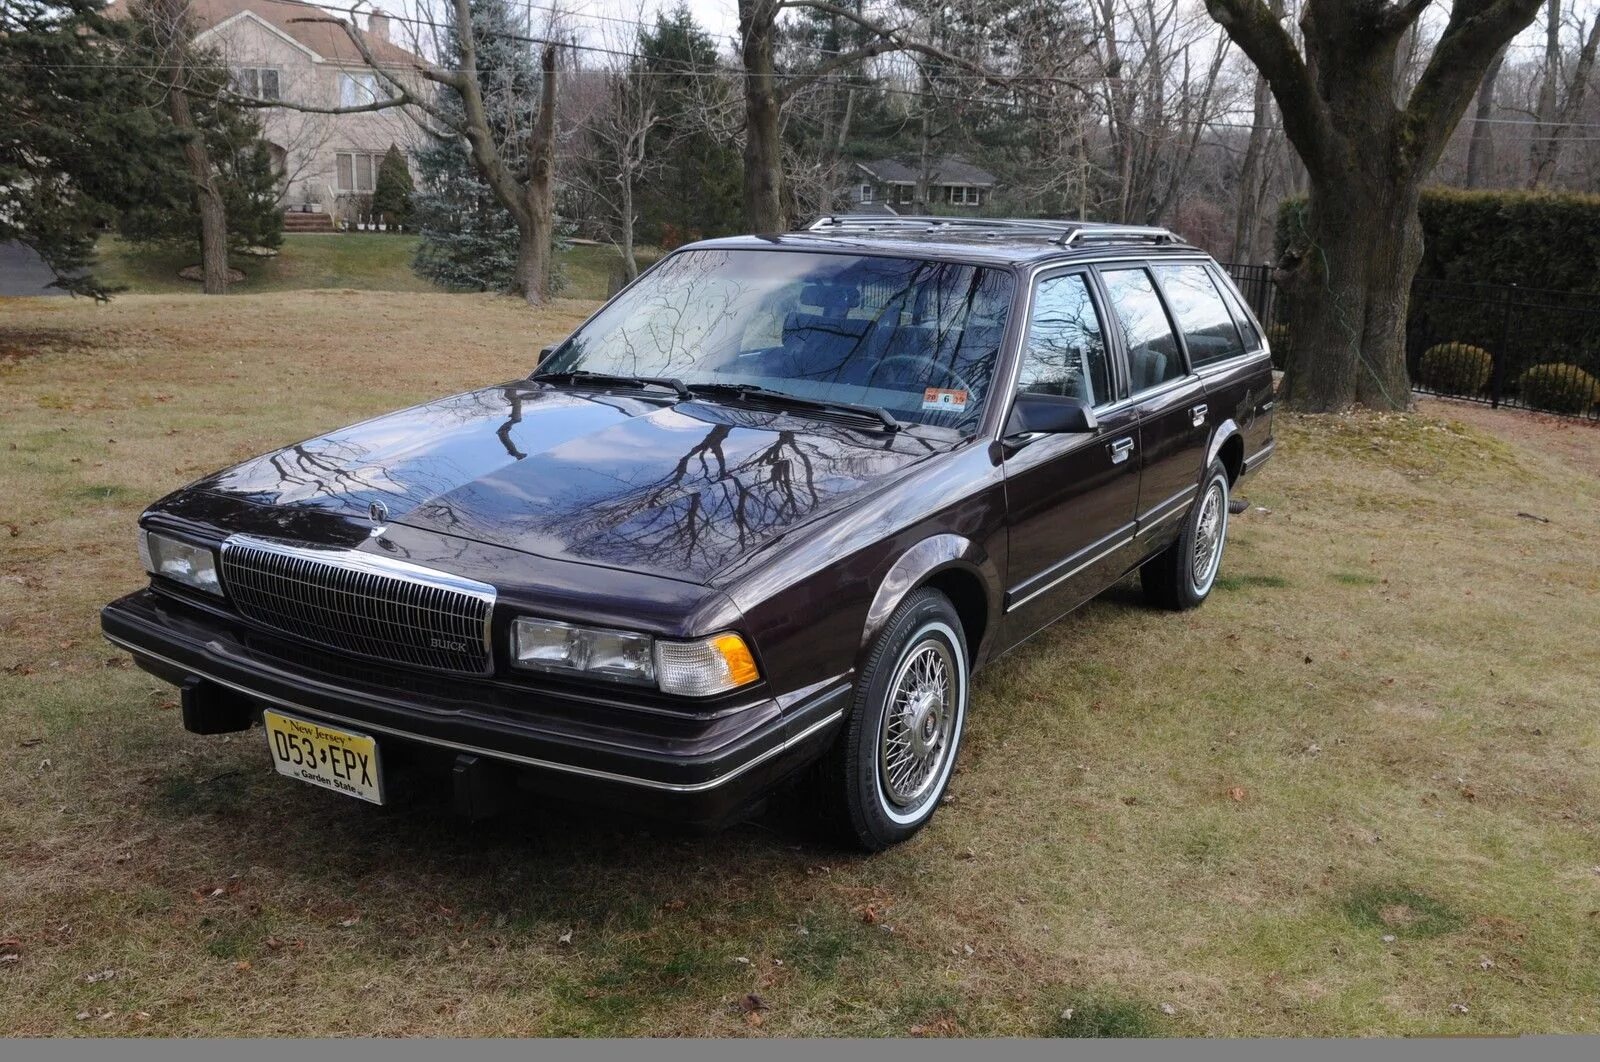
[569,42,661,281]
[736,0,1024,232]
[1092,0,1237,225]
[259,2,563,304]
[1204,0,1543,413]
[1464,44,1507,188]
[1527,2,1600,187]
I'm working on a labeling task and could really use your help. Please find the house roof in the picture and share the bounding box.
[104,0,423,67]
[855,156,998,187]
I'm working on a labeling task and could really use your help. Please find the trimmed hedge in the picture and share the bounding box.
[1275,190,1600,383]
[1418,342,1493,394]
[1276,189,1600,293]
[1518,364,1600,414]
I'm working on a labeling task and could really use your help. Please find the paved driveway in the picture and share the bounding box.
[0,241,68,296]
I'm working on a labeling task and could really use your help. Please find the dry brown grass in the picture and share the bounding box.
[3,292,1599,1037]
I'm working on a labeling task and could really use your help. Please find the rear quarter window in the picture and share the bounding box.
[1152,263,1247,368]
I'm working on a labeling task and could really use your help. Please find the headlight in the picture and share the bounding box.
[510,619,760,696]
[654,632,759,697]
[511,617,656,685]
[140,529,221,596]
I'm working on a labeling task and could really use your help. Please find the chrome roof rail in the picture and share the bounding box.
[803,215,1184,247]
[805,215,1068,236]
[1056,223,1180,247]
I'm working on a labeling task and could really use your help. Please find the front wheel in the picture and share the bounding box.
[819,588,969,851]
[1141,460,1230,610]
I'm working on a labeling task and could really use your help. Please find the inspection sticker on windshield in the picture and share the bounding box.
[922,387,969,413]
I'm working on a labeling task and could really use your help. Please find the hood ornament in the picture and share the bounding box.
[368,500,390,536]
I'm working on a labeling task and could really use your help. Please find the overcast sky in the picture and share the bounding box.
[369,0,744,55]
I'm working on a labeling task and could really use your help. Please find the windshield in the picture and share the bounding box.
[541,249,1015,430]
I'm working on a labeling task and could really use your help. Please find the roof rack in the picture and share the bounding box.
[803,215,1183,248]
[1056,223,1180,247]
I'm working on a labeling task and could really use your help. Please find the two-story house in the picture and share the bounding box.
[111,0,428,228]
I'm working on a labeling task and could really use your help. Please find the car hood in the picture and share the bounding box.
[189,382,950,584]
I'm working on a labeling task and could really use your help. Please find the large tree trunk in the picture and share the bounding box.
[511,46,558,305]
[1205,0,1541,413]
[150,0,229,294]
[1465,47,1506,188]
[1279,173,1421,410]
[168,85,230,295]
[739,0,784,232]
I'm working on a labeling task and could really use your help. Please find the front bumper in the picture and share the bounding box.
[101,588,848,825]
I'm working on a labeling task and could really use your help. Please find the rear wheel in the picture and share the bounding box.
[819,588,968,851]
[1141,460,1230,610]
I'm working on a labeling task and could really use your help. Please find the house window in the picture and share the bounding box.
[860,183,873,204]
[340,72,384,107]
[335,151,383,193]
[947,185,980,206]
[234,67,280,101]
[897,185,913,205]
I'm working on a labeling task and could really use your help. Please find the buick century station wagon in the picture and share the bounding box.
[102,217,1275,850]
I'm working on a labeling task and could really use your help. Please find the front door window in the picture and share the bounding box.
[1018,273,1111,406]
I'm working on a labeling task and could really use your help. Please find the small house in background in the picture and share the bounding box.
[849,157,999,214]
[107,0,427,231]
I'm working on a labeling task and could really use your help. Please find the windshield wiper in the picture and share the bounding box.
[531,369,690,400]
[688,382,903,432]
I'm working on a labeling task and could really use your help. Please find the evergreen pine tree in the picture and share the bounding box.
[114,6,283,258]
[0,0,189,296]
[635,6,742,245]
[371,145,414,229]
[412,0,541,291]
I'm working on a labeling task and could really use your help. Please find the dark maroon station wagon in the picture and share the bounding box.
[102,217,1275,849]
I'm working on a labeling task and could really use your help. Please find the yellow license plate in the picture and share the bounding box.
[263,709,383,804]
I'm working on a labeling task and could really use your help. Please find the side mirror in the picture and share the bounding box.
[1006,392,1099,437]
[536,345,555,366]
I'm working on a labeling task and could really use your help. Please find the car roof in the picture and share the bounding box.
[682,216,1209,269]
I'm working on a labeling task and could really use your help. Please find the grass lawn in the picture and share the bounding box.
[91,236,649,302]
[2,292,1599,1036]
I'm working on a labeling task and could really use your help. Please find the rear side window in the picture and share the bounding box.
[1209,265,1263,351]
[1152,264,1246,368]
[1018,273,1111,406]
[1100,267,1182,392]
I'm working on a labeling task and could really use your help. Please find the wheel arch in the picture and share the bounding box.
[1207,420,1245,484]
[861,535,999,670]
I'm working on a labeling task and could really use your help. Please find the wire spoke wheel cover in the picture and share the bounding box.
[1191,476,1228,595]
[877,636,957,813]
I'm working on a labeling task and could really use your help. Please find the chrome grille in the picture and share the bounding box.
[220,535,496,675]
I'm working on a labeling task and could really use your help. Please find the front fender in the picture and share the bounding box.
[861,534,1000,661]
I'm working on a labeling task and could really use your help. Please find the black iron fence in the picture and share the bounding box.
[1221,263,1600,421]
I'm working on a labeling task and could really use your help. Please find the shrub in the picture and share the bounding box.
[1518,363,1600,414]
[1418,342,1493,394]
[371,144,414,229]
[1276,191,1600,366]
[1277,189,1600,294]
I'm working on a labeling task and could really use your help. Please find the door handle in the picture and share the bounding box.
[1109,437,1135,464]
[1191,404,1208,427]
